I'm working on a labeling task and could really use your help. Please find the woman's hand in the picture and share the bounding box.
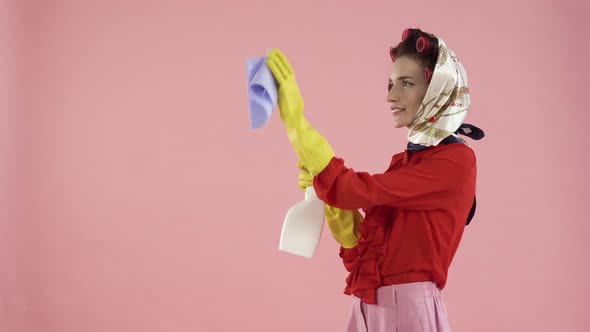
[297,161,313,190]
[297,162,361,248]
[266,48,304,127]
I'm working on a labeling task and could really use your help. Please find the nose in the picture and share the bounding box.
[387,86,399,103]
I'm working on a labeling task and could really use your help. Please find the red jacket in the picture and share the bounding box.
[313,143,477,304]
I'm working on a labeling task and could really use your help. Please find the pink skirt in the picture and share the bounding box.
[345,282,451,332]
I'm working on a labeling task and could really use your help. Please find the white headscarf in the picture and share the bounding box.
[407,38,471,147]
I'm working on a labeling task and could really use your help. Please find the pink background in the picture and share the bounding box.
[1,0,589,331]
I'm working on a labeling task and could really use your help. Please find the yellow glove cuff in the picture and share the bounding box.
[325,206,363,248]
[286,118,335,176]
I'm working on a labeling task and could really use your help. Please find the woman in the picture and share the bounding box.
[267,28,483,331]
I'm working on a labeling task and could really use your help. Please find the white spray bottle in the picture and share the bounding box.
[279,186,325,258]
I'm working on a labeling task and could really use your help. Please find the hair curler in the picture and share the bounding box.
[424,67,433,83]
[416,36,429,53]
[402,28,411,42]
[389,47,396,62]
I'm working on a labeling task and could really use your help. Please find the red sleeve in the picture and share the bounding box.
[313,144,476,210]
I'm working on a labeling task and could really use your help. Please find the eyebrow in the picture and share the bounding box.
[389,76,415,81]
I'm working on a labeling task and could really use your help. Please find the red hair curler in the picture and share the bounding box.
[424,67,433,83]
[402,28,411,42]
[416,36,429,53]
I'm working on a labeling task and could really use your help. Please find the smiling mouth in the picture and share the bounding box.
[391,108,406,115]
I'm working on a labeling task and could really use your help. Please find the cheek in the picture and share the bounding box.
[408,92,422,110]
[402,92,423,120]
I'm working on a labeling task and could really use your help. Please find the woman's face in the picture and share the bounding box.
[387,56,429,128]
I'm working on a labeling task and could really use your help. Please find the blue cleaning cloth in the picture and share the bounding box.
[246,56,278,129]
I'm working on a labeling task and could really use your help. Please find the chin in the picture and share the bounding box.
[392,119,410,128]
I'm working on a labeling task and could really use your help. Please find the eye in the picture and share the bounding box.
[402,81,414,87]
[387,81,393,92]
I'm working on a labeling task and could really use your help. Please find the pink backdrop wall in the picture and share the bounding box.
[2,0,589,331]
[1,0,27,329]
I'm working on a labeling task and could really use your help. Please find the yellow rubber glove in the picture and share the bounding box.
[298,163,361,248]
[325,205,362,249]
[266,49,335,176]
